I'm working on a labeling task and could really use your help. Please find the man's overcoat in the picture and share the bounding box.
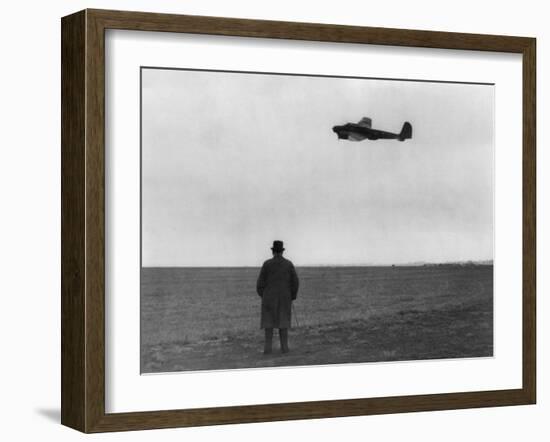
[256,256,299,329]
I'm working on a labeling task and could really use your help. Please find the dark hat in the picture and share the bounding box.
[271,240,285,253]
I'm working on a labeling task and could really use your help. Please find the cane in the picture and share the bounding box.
[292,302,300,327]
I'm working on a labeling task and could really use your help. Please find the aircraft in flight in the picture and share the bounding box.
[332,117,412,142]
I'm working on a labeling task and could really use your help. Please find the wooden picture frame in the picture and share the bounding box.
[61,8,536,433]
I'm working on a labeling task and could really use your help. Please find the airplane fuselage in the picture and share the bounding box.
[332,123,403,141]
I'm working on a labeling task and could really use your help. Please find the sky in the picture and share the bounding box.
[141,68,494,267]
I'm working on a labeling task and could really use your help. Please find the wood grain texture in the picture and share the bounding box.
[61,10,86,432]
[90,389,531,433]
[522,38,536,404]
[84,9,107,432]
[60,8,537,433]
[89,8,532,52]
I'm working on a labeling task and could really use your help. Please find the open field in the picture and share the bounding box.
[141,265,493,373]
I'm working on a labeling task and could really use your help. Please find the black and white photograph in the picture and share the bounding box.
[140,67,494,374]
[4,0,545,438]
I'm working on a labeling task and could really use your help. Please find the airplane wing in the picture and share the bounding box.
[357,117,372,128]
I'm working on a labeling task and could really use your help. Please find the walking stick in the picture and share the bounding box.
[292,302,300,327]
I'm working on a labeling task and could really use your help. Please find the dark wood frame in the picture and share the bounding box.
[61,8,536,433]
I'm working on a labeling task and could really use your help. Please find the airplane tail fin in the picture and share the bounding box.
[398,122,412,141]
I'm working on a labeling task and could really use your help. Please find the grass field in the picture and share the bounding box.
[141,265,493,373]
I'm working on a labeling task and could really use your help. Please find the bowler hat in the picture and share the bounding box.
[271,240,285,252]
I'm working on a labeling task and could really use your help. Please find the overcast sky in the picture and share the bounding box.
[141,68,494,267]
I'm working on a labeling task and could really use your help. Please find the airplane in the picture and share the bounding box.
[332,117,412,142]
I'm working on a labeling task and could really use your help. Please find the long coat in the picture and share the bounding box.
[256,256,299,329]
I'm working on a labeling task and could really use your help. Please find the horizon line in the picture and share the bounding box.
[141,259,494,269]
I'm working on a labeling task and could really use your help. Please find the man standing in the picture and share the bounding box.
[256,240,299,354]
